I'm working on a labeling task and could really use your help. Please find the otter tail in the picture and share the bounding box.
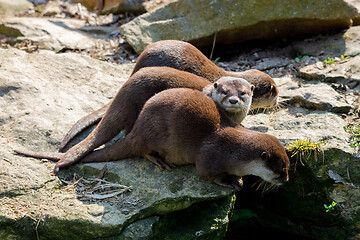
[14,149,64,161]
[70,137,138,163]
[59,103,110,151]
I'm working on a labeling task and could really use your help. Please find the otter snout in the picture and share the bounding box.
[229,98,238,105]
[274,175,289,185]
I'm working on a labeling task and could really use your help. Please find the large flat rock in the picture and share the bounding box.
[120,0,357,53]
[0,17,97,52]
[0,0,32,16]
[0,48,234,239]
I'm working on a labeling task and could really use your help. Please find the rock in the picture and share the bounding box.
[119,0,358,53]
[252,57,291,71]
[73,0,145,14]
[242,107,360,239]
[299,55,360,87]
[41,1,62,17]
[276,77,353,113]
[118,195,235,239]
[101,0,145,14]
[0,48,234,239]
[0,48,133,196]
[0,17,97,52]
[0,0,33,16]
[243,109,351,149]
[28,0,48,5]
[346,0,360,25]
[292,26,360,57]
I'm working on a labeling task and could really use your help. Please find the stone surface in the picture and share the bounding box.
[1,14,360,238]
[120,0,357,53]
[276,77,353,113]
[292,26,360,57]
[0,48,234,239]
[73,0,145,14]
[0,0,33,16]
[299,55,360,86]
[242,105,360,239]
[346,0,360,25]
[118,195,235,239]
[0,47,133,196]
[0,17,97,52]
[243,109,351,150]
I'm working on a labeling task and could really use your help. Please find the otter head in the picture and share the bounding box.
[251,81,279,109]
[204,77,254,123]
[230,131,289,186]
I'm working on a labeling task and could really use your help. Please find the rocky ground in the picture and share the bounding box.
[1,0,360,239]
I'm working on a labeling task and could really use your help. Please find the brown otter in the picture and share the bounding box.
[132,40,279,109]
[44,67,254,173]
[58,40,277,151]
[59,67,253,151]
[15,88,289,189]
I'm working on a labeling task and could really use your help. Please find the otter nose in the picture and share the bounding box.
[275,175,289,185]
[229,99,238,104]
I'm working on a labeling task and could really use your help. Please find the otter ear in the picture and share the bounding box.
[261,152,268,161]
[214,83,218,88]
[251,85,255,92]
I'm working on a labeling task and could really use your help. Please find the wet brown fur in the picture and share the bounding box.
[59,67,253,151]
[132,40,279,109]
[15,88,289,189]
[59,40,278,151]
[51,67,252,173]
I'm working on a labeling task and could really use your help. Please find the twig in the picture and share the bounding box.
[209,32,217,60]
[35,215,46,240]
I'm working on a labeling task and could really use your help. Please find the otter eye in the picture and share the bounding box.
[221,90,228,95]
[261,152,268,160]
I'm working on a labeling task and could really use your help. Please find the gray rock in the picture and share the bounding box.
[0,48,234,239]
[0,47,133,196]
[253,57,291,71]
[292,26,360,57]
[28,0,48,5]
[0,0,33,16]
[0,17,97,52]
[242,106,360,238]
[346,0,360,25]
[120,0,357,53]
[299,55,360,86]
[276,77,353,113]
[243,109,351,150]
[73,0,145,14]
[117,195,234,239]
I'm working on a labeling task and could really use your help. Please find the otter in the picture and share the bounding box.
[38,67,254,173]
[15,88,289,189]
[58,40,278,151]
[132,40,279,109]
[59,67,253,151]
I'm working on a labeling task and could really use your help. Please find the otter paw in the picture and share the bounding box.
[144,154,175,171]
[213,175,243,191]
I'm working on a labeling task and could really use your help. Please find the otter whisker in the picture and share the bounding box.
[255,179,266,191]
[260,182,279,196]
[251,178,264,188]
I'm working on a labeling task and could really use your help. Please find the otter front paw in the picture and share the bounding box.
[213,175,243,191]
